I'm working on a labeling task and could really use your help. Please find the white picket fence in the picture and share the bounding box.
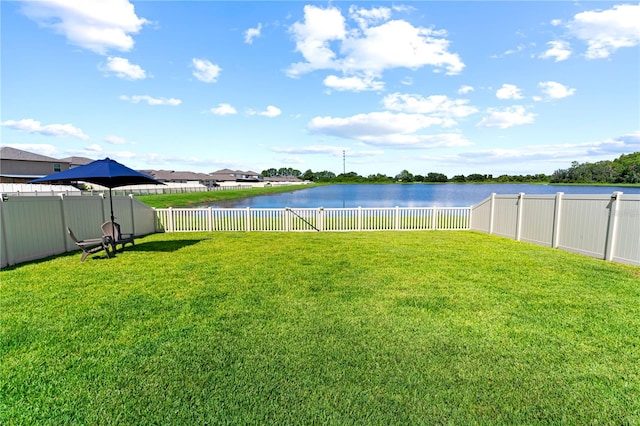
[154,206,472,232]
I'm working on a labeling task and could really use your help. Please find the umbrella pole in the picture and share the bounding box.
[109,187,115,223]
[109,188,116,256]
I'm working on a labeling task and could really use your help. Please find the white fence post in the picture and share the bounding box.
[207,207,213,232]
[59,194,69,251]
[357,207,363,231]
[395,206,400,230]
[604,192,622,261]
[0,196,14,266]
[552,192,563,248]
[99,193,106,223]
[489,193,497,235]
[245,207,251,232]
[515,192,525,241]
[167,208,174,232]
[129,194,136,236]
[318,207,324,232]
[431,206,437,230]
[285,208,291,232]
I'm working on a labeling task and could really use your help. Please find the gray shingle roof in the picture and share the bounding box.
[0,146,68,163]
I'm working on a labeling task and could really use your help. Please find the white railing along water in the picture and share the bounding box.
[154,206,472,232]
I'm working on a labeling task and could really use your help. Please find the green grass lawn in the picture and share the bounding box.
[1,231,639,424]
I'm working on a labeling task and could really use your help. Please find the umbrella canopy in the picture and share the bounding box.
[30,158,164,226]
[30,157,162,189]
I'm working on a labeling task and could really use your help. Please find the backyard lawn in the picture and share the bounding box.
[1,231,639,424]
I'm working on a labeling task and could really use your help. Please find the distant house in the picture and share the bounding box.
[209,169,264,184]
[0,147,71,183]
[60,156,94,168]
[141,170,218,188]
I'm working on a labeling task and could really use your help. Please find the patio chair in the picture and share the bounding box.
[67,227,112,262]
[101,221,135,253]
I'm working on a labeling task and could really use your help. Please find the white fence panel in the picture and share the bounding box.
[520,196,556,247]
[558,194,611,258]
[1,196,67,265]
[613,196,640,264]
[470,197,491,233]
[491,195,519,239]
[470,192,639,265]
[1,195,157,267]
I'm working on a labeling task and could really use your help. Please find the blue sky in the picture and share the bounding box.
[1,1,638,177]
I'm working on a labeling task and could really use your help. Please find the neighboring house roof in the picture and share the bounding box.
[209,169,264,182]
[264,175,303,182]
[60,156,94,167]
[0,146,68,163]
[209,169,238,182]
[142,170,216,182]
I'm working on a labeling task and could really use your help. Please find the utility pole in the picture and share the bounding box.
[343,150,346,175]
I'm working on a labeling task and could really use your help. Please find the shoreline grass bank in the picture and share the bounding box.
[137,184,322,208]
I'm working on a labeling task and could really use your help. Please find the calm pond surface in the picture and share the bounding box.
[206,184,640,209]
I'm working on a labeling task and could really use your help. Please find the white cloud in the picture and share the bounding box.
[100,56,146,80]
[119,95,181,106]
[358,132,472,149]
[272,145,345,156]
[84,143,103,153]
[210,103,237,116]
[452,132,640,165]
[19,0,149,55]
[1,118,89,140]
[477,106,536,129]
[247,106,281,117]
[401,77,413,86]
[245,23,262,44]
[307,111,473,149]
[539,40,572,62]
[259,106,282,118]
[340,19,464,76]
[271,145,385,158]
[349,5,392,29]
[496,84,524,100]
[192,58,222,83]
[288,5,347,77]
[538,81,576,99]
[104,135,131,145]
[566,4,640,59]
[287,4,464,88]
[458,85,474,95]
[383,93,478,124]
[323,75,384,92]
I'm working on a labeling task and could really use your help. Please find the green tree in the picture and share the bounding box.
[426,172,448,182]
[395,170,414,182]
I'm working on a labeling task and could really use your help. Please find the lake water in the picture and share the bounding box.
[205,184,640,209]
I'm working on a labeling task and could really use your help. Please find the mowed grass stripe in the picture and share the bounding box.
[1,231,639,424]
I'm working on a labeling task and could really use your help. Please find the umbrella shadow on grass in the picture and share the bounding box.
[127,239,206,253]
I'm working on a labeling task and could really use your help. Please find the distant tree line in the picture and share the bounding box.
[550,152,639,184]
[262,152,639,184]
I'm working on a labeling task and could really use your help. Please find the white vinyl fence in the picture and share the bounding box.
[153,206,471,233]
[2,191,638,267]
[0,194,156,267]
[470,192,640,265]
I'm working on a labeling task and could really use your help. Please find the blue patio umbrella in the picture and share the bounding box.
[30,157,164,226]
